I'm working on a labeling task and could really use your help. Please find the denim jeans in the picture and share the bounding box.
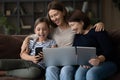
[75,61,117,80]
[46,65,76,80]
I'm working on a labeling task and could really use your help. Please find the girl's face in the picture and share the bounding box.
[34,22,49,41]
[48,9,64,26]
[68,21,84,34]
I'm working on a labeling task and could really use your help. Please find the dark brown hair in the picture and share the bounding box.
[34,17,50,29]
[47,1,68,28]
[68,10,91,30]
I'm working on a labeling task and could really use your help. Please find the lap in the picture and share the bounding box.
[76,61,117,76]
[0,59,39,70]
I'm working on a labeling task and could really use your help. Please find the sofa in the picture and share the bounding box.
[0,34,44,80]
[0,28,120,80]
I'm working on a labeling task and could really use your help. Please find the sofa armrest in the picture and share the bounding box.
[0,34,26,59]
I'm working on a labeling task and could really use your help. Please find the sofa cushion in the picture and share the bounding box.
[0,34,23,59]
[107,28,120,70]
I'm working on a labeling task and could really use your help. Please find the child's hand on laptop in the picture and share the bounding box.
[89,58,100,66]
[89,55,105,66]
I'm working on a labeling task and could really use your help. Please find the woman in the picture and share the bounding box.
[46,1,75,80]
[68,10,117,80]
[46,1,105,80]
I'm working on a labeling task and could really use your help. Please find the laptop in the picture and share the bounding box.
[43,47,96,66]
[76,47,96,65]
[43,47,77,66]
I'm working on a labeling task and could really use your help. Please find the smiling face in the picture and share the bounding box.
[48,9,65,26]
[34,22,49,41]
[68,21,84,34]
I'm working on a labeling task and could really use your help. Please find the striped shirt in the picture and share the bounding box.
[29,38,56,68]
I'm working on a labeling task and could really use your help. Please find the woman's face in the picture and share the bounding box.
[68,21,83,34]
[34,22,49,41]
[48,9,64,26]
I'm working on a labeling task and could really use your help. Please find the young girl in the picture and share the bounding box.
[0,17,57,79]
[68,9,117,80]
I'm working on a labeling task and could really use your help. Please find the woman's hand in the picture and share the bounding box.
[94,22,104,32]
[20,36,30,54]
[89,58,101,66]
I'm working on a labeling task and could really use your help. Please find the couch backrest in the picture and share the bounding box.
[0,34,26,59]
[0,28,120,66]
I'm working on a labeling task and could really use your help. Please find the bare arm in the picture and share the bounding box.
[20,34,37,56]
[20,35,42,63]
[20,36,30,55]
[20,36,32,60]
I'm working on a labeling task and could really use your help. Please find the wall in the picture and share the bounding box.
[102,0,120,29]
